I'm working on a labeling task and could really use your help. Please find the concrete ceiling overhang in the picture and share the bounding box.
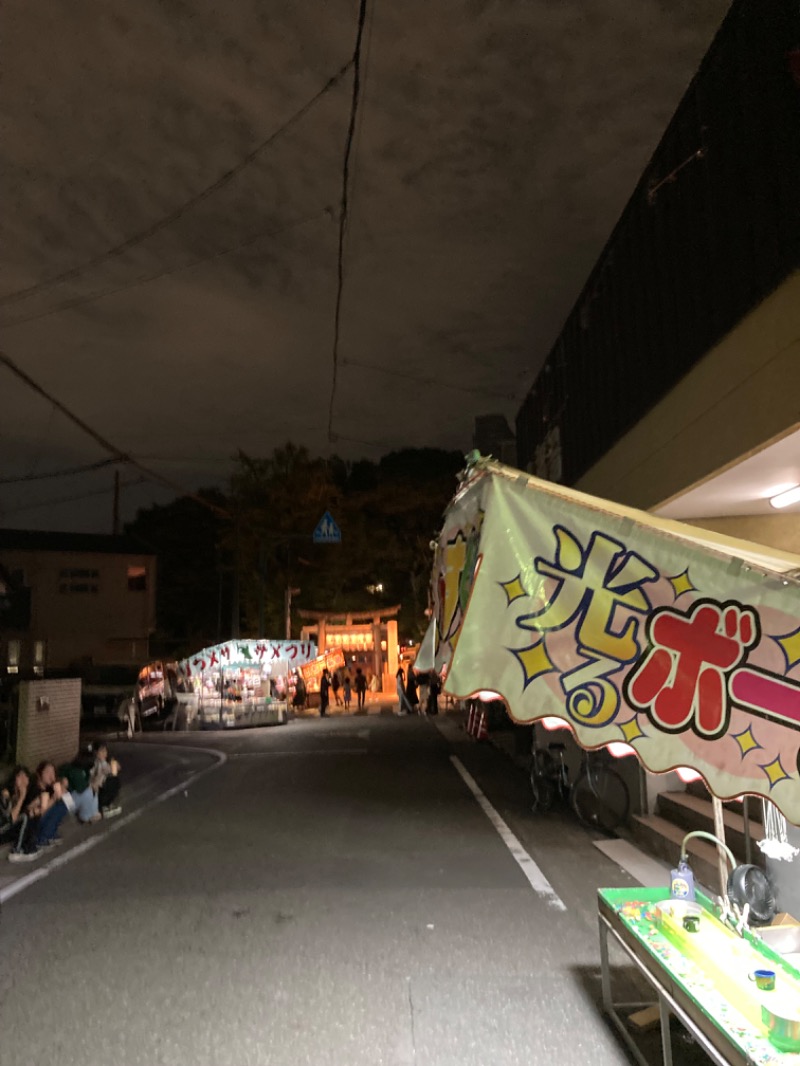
[655,426,800,521]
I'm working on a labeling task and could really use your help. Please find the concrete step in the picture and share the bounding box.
[656,791,764,863]
[631,813,731,894]
[686,778,763,824]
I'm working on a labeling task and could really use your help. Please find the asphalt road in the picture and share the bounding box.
[0,714,711,1066]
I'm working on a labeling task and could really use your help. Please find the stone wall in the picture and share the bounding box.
[16,678,81,769]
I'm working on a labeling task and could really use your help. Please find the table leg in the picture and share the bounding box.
[658,994,673,1066]
[599,914,612,1011]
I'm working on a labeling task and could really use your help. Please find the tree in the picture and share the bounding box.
[125,489,228,657]
[126,444,464,652]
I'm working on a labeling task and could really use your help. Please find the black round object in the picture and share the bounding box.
[727,864,777,926]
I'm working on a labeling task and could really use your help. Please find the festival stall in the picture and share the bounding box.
[178,638,317,728]
[300,648,346,695]
[431,455,800,1062]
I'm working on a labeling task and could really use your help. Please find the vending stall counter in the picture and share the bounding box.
[598,886,800,1066]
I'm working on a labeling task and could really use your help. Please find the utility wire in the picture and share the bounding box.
[0,457,119,485]
[0,62,353,311]
[1,207,333,331]
[0,477,147,518]
[0,348,230,517]
[327,0,369,443]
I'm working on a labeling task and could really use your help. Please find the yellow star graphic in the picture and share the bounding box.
[777,627,800,671]
[499,574,527,605]
[668,569,695,598]
[732,725,760,758]
[760,756,791,790]
[511,640,554,689]
[619,717,646,744]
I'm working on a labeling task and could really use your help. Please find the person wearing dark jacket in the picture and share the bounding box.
[354,668,367,711]
[405,669,420,714]
[426,672,441,716]
[319,669,331,717]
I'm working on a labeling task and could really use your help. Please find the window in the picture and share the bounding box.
[33,640,46,677]
[7,639,21,674]
[59,568,99,594]
[127,566,147,592]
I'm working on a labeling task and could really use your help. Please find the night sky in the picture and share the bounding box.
[1,0,729,532]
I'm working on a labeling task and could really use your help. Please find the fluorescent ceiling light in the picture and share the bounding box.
[770,484,800,509]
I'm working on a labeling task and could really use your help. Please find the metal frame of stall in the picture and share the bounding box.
[598,904,746,1066]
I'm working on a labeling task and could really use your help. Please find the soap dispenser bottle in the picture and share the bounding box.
[670,859,696,901]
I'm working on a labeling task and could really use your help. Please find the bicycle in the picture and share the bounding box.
[530,738,630,834]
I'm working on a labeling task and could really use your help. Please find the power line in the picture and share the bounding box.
[1,207,333,331]
[327,0,369,443]
[0,62,353,311]
[0,348,230,517]
[0,476,147,518]
[0,458,119,485]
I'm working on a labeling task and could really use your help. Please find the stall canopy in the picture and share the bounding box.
[432,457,800,824]
[179,639,317,678]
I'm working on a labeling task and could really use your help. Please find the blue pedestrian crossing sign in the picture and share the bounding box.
[312,511,342,544]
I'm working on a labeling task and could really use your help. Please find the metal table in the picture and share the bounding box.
[597,888,797,1066]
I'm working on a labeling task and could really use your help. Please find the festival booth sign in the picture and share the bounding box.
[178,639,317,728]
[433,458,800,825]
[301,648,347,694]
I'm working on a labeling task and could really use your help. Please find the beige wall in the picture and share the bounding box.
[16,678,81,768]
[688,514,800,557]
[575,272,800,510]
[2,548,155,668]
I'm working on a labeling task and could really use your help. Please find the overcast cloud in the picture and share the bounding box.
[0,0,729,531]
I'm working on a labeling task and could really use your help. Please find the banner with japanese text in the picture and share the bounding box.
[179,639,317,677]
[434,465,800,823]
[300,649,347,692]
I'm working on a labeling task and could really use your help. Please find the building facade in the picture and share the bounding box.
[512,0,800,896]
[0,529,156,677]
[516,0,800,515]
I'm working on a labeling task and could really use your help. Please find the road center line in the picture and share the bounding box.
[449,755,567,911]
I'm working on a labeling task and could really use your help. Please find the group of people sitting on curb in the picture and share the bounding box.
[0,742,122,864]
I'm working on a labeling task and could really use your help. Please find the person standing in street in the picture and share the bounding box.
[332,671,342,707]
[354,667,367,712]
[395,667,414,715]
[343,674,352,711]
[319,669,331,717]
[426,672,441,716]
[293,672,307,710]
[405,667,420,715]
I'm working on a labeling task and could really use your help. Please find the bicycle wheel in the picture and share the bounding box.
[530,749,556,812]
[571,765,629,833]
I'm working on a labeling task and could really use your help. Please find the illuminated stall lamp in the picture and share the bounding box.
[770,484,800,509]
[606,742,636,759]
[541,715,571,731]
[380,640,387,651]
[676,765,703,784]
[475,690,503,702]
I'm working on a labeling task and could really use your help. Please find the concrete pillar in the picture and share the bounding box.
[318,619,327,654]
[371,620,382,685]
[386,620,398,679]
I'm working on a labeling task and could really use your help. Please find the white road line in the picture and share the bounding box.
[449,755,567,911]
[0,745,226,905]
